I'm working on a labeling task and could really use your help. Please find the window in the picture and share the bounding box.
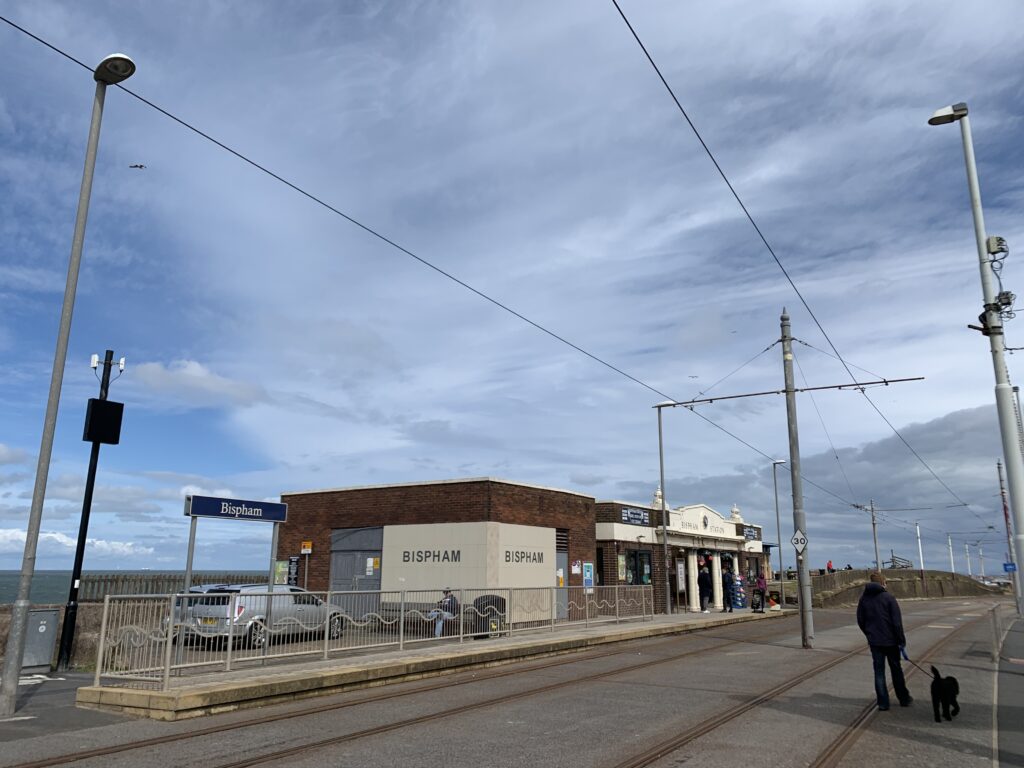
[625,550,652,586]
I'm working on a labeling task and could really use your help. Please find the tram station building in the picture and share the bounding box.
[278,477,766,614]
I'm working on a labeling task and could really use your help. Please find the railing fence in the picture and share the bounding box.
[93,585,653,690]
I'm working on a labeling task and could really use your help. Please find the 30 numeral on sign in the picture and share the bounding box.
[790,530,808,553]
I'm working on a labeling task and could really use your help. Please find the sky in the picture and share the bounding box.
[0,1,1023,577]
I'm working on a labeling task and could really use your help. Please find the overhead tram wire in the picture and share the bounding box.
[792,338,885,380]
[0,13,667,403]
[793,349,858,501]
[0,15,884,520]
[610,0,981,517]
[690,340,779,400]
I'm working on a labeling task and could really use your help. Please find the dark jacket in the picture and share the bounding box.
[697,571,712,596]
[722,571,735,590]
[856,582,906,647]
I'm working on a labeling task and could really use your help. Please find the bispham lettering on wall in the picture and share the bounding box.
[402,550,461,563]
[504,550,544,564]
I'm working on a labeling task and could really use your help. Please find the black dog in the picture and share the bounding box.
[930,665,960,723]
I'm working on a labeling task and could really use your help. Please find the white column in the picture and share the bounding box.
[712,554,723,610]
[687,549,699,612]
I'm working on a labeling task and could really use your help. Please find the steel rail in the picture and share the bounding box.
[808,604,999,768]
[9,616,797,768]
[201,612,938,768]
[611,605,995,768]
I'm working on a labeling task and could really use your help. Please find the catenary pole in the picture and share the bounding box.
[998,460,1023,602]
[870,500,881,573]
[948,534,956,574]
[915,521,927,596]
[780,309,813,647]
[0,57,133,714]
[966,543,973,577]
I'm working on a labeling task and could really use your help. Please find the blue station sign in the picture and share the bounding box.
[186,495,288,524]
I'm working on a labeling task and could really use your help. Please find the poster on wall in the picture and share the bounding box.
[582,562,594,594]
[617,554,627,581]
[273,560,289,585]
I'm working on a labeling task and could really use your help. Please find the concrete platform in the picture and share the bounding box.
[76,609,785,720]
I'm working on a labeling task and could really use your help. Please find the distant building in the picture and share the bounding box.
[279,477,765,614]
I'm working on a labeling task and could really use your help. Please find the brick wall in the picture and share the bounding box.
[279,479,595,591]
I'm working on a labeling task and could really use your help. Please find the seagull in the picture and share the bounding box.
[129,164,146,169]
[688,375,699,379]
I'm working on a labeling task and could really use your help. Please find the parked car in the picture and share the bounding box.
[187,584,345,648]
[166,584,224,642]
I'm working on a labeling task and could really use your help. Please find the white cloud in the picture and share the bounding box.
[133,360,268,409]
[0,528,154,557]
[0,0,1021,571]
[0,445,29,466]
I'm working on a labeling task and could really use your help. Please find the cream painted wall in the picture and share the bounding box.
[381,522,554,592]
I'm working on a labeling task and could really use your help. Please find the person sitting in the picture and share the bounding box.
[427,588,459,637]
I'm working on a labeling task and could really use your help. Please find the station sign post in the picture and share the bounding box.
[182,495,288,660]
[183,495,288,594]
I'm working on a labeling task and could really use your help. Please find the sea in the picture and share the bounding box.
[0,570,265,605]
[0,571,78,604]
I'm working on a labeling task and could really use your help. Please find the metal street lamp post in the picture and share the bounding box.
[929,102,1024,616]
[655,402,674,615]
[0,54,135,716]
[771,459,786,608]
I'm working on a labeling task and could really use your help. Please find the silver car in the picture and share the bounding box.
[187,584,344,648]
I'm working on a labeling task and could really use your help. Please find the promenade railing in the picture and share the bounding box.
[93,585,654,690]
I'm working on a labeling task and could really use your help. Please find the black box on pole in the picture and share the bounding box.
[82,399,124,444]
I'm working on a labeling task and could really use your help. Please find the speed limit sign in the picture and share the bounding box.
[790,530,808,553]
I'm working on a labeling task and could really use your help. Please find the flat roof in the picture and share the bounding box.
[597,500,661,511]
[282,476,594,501]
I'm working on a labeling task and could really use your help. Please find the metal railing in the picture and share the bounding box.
[93,585,653,690]
[79,572,267,601]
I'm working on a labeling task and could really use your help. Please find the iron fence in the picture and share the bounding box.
[93,585,653,690]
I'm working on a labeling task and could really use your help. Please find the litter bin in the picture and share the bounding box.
[469,594,506,639]
[24,609,60,672]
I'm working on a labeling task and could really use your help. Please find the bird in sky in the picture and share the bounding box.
[129,164,146,169]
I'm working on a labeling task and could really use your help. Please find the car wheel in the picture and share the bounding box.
[246,622,267,649]
[328,615,344,639]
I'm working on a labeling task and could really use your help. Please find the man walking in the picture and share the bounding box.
[856,572,912,711]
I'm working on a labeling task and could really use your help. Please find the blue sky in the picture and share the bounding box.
[1,1,1022,575]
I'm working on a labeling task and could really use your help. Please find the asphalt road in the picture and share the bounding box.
[0,598,1015,768]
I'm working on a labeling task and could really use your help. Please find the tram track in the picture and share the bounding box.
[807,605,995,768]
[8,613,801,768]
[610,604,994,768]
[9,604,979,768]
[202,604,978,768]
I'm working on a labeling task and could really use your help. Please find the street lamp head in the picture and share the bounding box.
[772,459,786,465]
[654,400,677,408]
[928,102,968,126]
[94,54,135,85]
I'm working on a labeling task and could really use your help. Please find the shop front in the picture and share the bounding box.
[596,495,766,614]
